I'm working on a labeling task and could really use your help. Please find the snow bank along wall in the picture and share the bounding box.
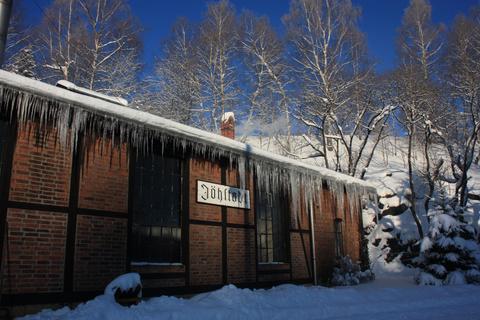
[0,71,375,306]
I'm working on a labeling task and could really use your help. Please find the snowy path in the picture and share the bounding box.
[20,278,480,320]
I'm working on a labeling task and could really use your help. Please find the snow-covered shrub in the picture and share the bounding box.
[413,191,480,285]
[330,256,375,286]
[105,273,142,306]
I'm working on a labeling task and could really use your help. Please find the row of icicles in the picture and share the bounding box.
[1,85,375,226]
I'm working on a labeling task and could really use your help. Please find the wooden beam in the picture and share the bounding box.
[0,120,16,275]
[63,136,83,293]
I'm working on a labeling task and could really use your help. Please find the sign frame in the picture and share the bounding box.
[196,179,251,209]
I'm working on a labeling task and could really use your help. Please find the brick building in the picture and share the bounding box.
[0,71,376,307]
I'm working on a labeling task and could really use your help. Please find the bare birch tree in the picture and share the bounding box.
[238,12,293,149]
[36,0,141,98]
[138,18,201,124]
[36,0,83,83]
[283,0,390,175]
[439,8,480,207]
[394,0,444,238]
[196,0,238,131]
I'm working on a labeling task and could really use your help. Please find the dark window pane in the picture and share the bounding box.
[260,249,267,263]
[0,120,12,195]
[266,221,273,234]
[132,153,182,263]
[0,121,5,183]
[267,248,274,262]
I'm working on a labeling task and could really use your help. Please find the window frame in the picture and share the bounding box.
[254,176,290,264]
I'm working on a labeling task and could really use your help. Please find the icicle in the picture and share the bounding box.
[238,157,246,190]
[326,179,344,218]
[0,83,376,221]
[57,107,71,148]
[289,171,300,228]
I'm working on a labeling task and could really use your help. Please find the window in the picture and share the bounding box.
[255,183,288,263]
[334,218,344,257]
[131,153,182,263]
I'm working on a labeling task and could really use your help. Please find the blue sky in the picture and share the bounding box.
[27,0,480,73]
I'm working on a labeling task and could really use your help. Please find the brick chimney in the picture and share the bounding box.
[220,112,235,139]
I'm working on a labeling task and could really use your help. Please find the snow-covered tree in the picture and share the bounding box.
[331,256,374,286]
[440,7,480,207]
[197,0,239,131]
[147,0,238,131]
[391,0,445,238]
[136,18,200,124]
[414,189,480,285]
[238,12,293,148]
[36,0,141,98]
[6,45,36,78]
[3,0,36,77]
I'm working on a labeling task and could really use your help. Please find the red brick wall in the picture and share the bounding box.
[189,158,222,222]
[4,209,67,293]
[290,188,310,231]
[312,187,363,283]
[226,167,255,226]
[78,140,129,213]
[74,139,129,291]
[9,124,71,206]
[188,158,223,286]
[73,215,127,291]
[227,227,256,283]
[2,122,365,297]
[290,232,311,280]
[189,224,222,286]
[189,159,258,286]
[342,198,362,262]
[314,187,337,283]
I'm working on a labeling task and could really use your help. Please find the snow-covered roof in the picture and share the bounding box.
[56,80,128,106]
[0,70,375,194]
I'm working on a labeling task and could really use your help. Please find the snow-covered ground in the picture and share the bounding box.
[18,136,480,320]
[20,275,480,320]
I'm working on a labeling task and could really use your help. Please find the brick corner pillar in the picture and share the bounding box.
[220,112,235,139]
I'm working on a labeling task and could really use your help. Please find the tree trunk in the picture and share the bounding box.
[321,117,330,169]
[408,127,424,238]
[423,131,434,222]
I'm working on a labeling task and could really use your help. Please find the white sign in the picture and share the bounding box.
[196,180,251,209]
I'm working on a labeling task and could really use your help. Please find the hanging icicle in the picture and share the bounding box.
[237,157,246,190]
